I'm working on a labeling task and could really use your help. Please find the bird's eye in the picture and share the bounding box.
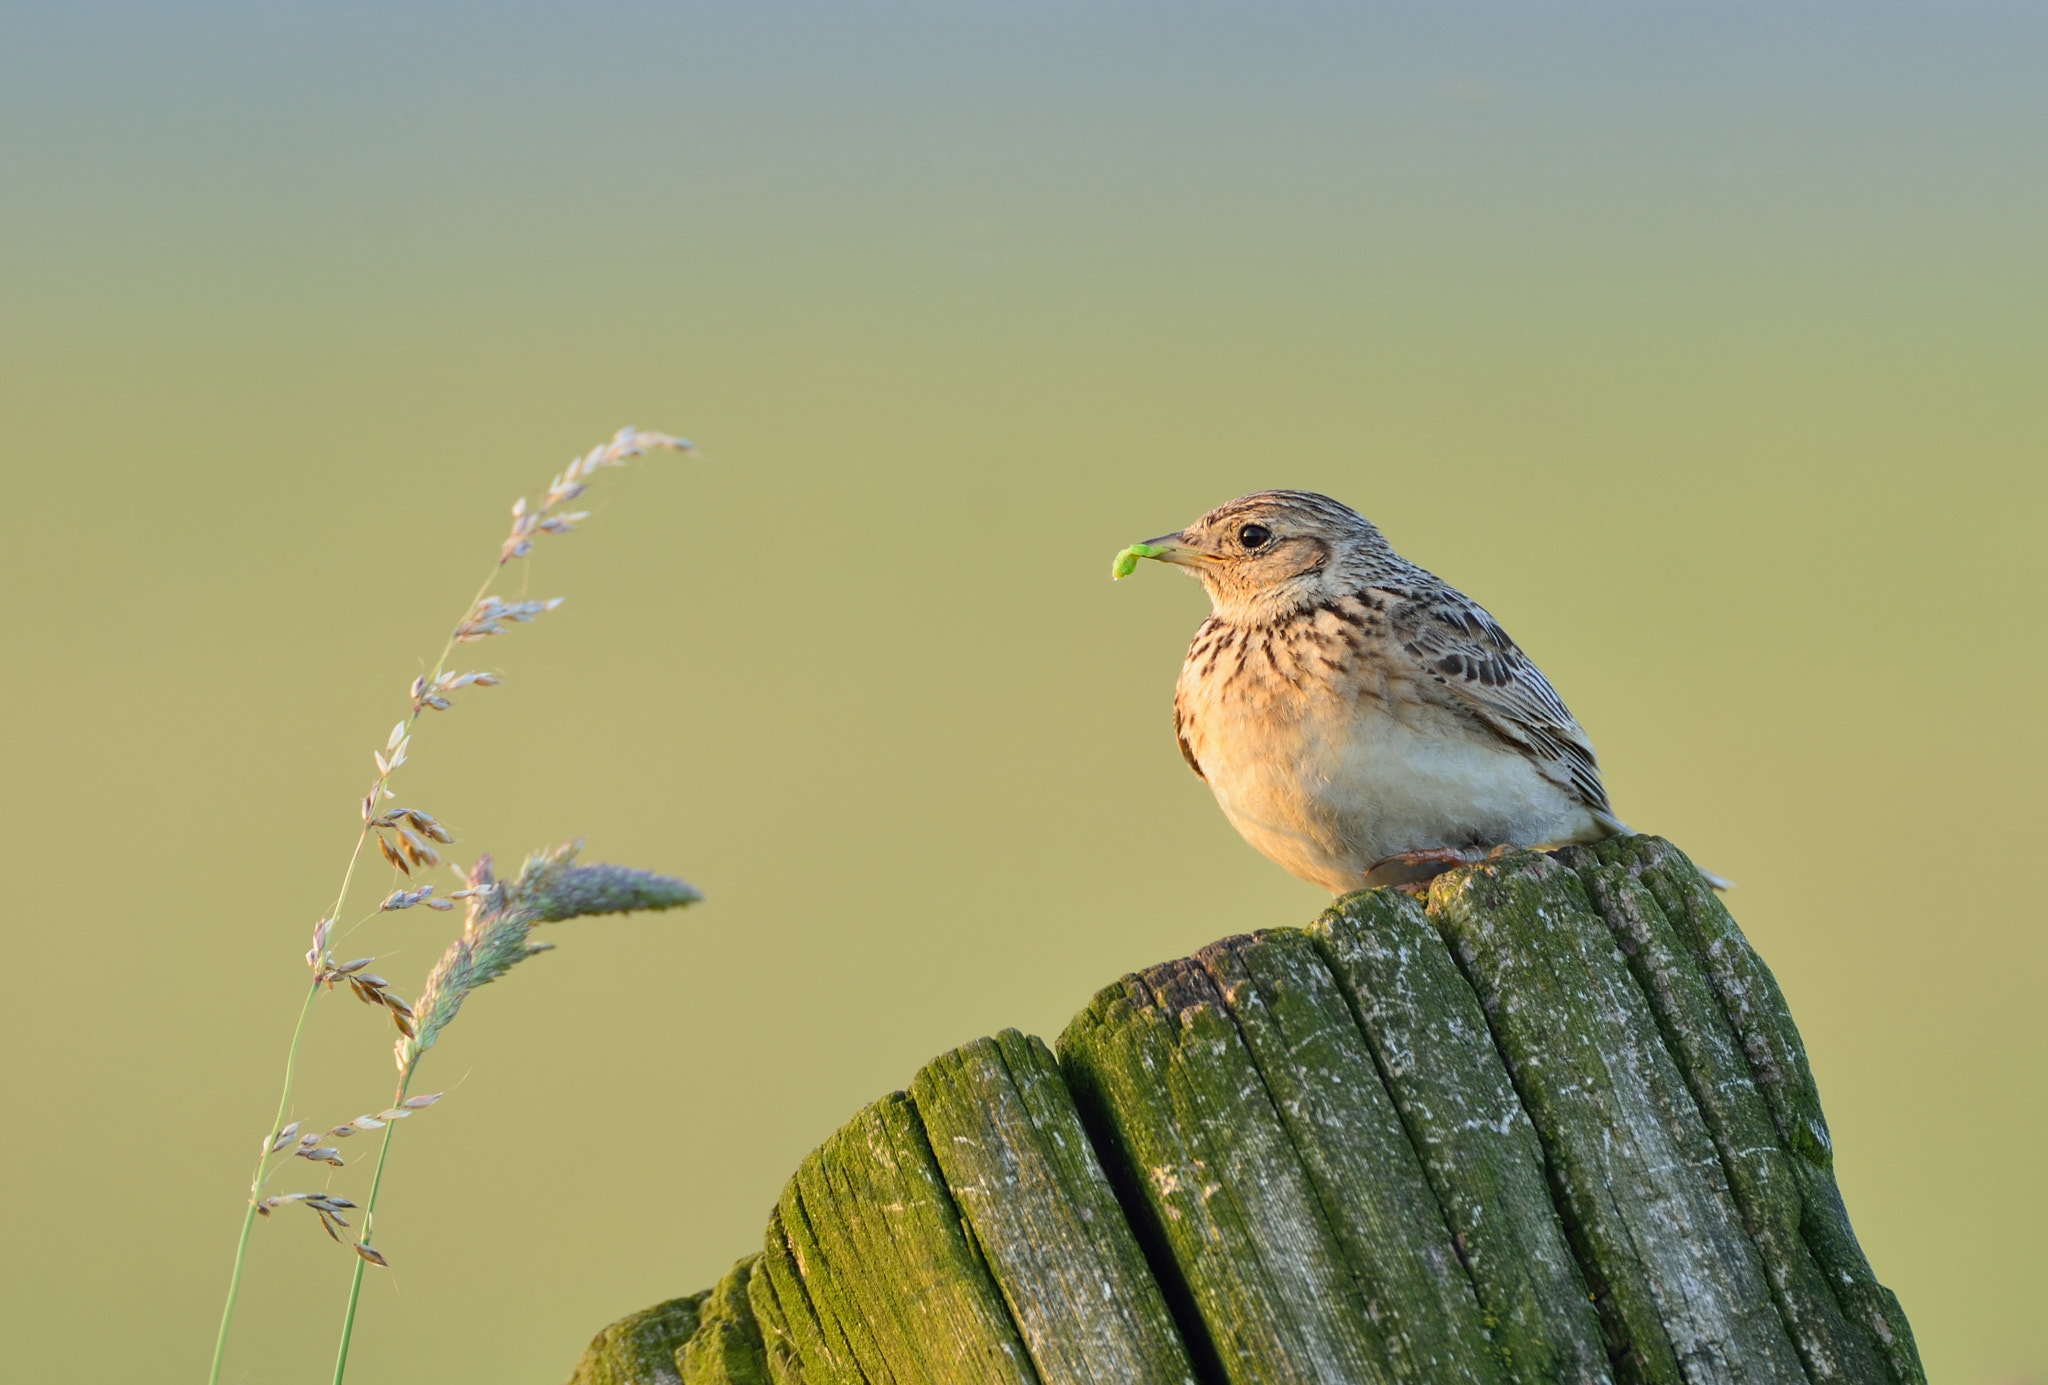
[1238,523,1272,549]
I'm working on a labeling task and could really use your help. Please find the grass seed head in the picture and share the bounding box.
[392,843,696,1072]
[495,426,691,565]
[508,841,704,923]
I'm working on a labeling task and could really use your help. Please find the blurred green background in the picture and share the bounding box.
[2,4,2042,1382]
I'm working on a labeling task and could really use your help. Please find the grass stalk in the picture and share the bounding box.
[210,559,498,1383]
[207,977,323,1385]
[327,847,701,1382]
[331,1064,417,1385]
[208,428,694,1383]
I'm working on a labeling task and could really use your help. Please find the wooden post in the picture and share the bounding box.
[569,838,1922,1385]
[1308,889,1612,1381]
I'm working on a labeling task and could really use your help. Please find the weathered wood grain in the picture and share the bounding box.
[572,835,1921,1385]
[1572,837,1924,1385]
[748,1215,820,1385]
[1567,847,1890,1383]
[764,1091,1038,1385]
[680,1255,771,1385]
[1059,952,1406,1385]
[1426,851,1807,1385]
[1193,929,1506,1385]
[1309,890,1613,1385]
[910,1029,1199,1385]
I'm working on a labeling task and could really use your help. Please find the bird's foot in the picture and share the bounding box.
[1363,847,1489,893]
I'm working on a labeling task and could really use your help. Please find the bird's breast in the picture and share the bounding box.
[1174,615,1377,890]
[1175,613,1597,892]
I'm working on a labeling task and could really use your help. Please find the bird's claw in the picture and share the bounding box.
[1363,847,1489,892]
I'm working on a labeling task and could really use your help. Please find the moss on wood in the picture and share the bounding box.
[1566,848,1887,1382]
[568,1292,707,1385]
[1309,889,1612,1384]
[1058,951,1412,1384]
[910,1029,1198,1385]
[1426,851,1807,1384]
[748,1214,820,1385]
[762,1091,1036,1384]
[570,836,1922,1385]
[1570,838,1925,1385]
[1194,928,1508,1382]
[681,1255,771,1385]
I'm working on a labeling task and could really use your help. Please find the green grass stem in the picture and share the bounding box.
[207,977,323,1385]
[330,1063,417,1385]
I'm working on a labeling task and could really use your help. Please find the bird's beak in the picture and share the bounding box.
[1111,530,1213,580]
[1142,531,1208,563]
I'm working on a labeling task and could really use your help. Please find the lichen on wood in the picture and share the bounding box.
[568,835,1922,1385]
[1426,851,1807,1383]
[1192,929,1509,1382]
[1308,889,1612,1383]
[1567,837,1925,1385]
[761,1091,1036,1384]
[1565,848,1886,1382]
[1060,955,1396,1383]
[910,1029,1198,1385]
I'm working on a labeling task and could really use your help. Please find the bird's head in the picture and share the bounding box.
[1118,490,1386,623]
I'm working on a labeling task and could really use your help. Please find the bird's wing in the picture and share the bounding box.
[1379,580,1619,824]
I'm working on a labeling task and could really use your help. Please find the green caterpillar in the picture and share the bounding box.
[1110,542,1166,580]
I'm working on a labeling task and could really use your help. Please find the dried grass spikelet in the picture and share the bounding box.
[305,919,332,969]
[309,955,418,1037]
[285,1130,345,1167]
[255,1095,444,1254]
[256,1192,358,1241]
[378,884,453,913]
[453,595,565,644]
[412,669,502,714]
[395,843,700,1072]
[497,426,692,564]
[361,807,455,879]
[327,1093,442,1139]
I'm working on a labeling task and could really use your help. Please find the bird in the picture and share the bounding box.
[1118,489,1639,894]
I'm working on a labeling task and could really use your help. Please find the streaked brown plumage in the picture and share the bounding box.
[1129,489,1628,893]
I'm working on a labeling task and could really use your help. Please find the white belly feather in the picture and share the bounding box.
[1183,670,1602,895]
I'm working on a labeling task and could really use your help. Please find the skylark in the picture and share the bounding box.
[1122,490,1632,893]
